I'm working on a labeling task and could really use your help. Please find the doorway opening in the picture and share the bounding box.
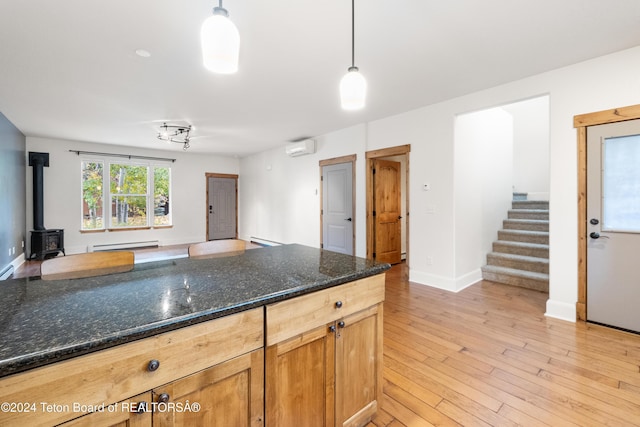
[366,145,410,266]
[205,173,238,242]
[455,95,550,294]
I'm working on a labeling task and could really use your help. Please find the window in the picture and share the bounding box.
[81,159,172,230]
[603,134,640,232]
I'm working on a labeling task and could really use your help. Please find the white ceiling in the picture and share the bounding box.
[2,1,640,157]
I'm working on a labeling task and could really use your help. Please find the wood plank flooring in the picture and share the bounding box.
[371,263,640,427]
[10,247,640,426]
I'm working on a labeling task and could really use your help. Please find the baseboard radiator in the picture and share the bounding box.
[249,237,282,247]
[90,240,159,252]
[0,264,14,281]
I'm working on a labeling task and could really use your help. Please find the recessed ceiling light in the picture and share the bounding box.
[135,49,151,58]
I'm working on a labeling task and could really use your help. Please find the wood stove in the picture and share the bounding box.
[30,229,65,260]
[28,152,65,260]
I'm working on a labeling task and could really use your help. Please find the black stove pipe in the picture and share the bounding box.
[28,152,49,231]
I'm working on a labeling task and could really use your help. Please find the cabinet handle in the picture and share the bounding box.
[133,401,148,414]
[335,301,343,309]
[329,325,336,333]
[338,320,345,328]
[157,393,170,404]
[147,359,160,372]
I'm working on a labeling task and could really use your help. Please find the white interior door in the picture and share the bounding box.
[587,120,640,333]
[208,177,237,240]
[322,162,353,255]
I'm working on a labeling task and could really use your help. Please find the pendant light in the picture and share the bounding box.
[201,0,240,74]
[340,0,366,110]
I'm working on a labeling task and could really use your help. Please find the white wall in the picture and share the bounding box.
[240,45,640,323]
[26,137,239,255]
[239,125,367,255]
[454,108,513,290]
[504,95,550,200]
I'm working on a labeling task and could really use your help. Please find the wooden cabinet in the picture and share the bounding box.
[0,308,263,427]
[58,350,264,427]
[265,274,385,427]
[58,393,152,427]
[152,349,263,427]
[0,273,385,427]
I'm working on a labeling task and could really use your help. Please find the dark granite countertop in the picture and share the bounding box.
[0,244,389,378]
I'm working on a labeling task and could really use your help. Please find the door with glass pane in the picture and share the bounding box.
[587,120,640,332]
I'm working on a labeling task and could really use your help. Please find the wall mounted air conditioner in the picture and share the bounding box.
[285,139,316,157]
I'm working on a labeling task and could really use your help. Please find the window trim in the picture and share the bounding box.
[80,156,173,231]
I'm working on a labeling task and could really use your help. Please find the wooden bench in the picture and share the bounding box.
[40,251,135,280]
[188,239,246,259]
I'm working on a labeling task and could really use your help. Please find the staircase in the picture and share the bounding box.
[481,194,549,292]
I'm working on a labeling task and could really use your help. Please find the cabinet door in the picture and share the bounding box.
[266,324,335,427]
[335,304,383,427]
[57,392,151,427]
[152,349,263,427]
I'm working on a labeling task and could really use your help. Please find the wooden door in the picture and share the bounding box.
[373,159,401,264]
[153,349,264,427]
[266,324,335,427]
[335,305,383,427]
[208,176,237,241]
[58,393,151,427]
[322,162,354,255]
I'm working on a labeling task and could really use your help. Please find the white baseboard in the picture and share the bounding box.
[1,253,26,280]
[455,268,483,292]
[408,269,456,292]
[545,298,576,322]
[410,268,483,293]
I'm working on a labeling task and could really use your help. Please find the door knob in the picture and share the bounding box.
[590,232,609,239]
[345,217,352,222]
[590,218,599,225]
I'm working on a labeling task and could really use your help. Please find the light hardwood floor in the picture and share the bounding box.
[372,263,640,427]
[11,249,640,426]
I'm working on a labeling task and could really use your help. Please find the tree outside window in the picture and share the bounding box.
[82,161,104,230]
[81,159,172,230]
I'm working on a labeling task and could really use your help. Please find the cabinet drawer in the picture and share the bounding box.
[266,274,385,345]
[0,308,263,427]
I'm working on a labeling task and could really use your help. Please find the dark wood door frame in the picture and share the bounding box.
[205,172,239,242]
[319,154,357,253]
[365,144,411,264]
[574,104,640,321]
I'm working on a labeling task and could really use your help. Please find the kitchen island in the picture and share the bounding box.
[0,244,389,426]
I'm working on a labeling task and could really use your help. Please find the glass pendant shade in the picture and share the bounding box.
[340,67,367,110]
[201,12,240,74]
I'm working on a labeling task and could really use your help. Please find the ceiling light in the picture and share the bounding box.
[340,0,366,110]
[201,0,240,74]
[135,49,151,58]
[157,123,192,150]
